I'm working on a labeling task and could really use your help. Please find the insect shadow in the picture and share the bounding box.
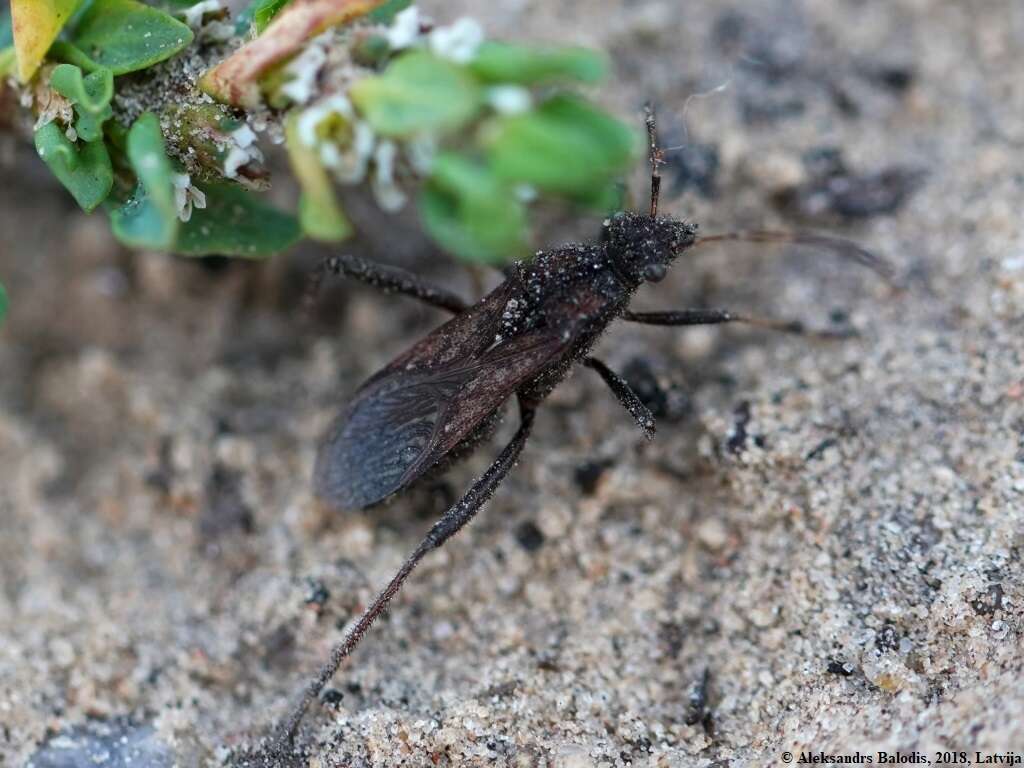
[251,106,897,758]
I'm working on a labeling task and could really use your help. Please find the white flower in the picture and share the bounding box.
[429,17,484,63]
[223,147,249,179]
[335,121,375,183]
[200,19,235,42]
[172,173,207,222]
[231,125,258,149]
[181,0,221,29]
[297,95,354,146]
[514,184,538,203]
[386,6,422,50]
[223,123,263,180]
[486,85,532,115]
[372,140,406,212]
[280,35,329,105]
[297,96,376,184]
[405,135,437,175]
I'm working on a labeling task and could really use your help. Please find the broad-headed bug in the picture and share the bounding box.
[269,107,895,750]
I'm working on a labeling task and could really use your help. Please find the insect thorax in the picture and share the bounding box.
[495,245,622,341]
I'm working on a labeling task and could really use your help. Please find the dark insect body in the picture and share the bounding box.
[313,213,694,509]
[258,109,894,755]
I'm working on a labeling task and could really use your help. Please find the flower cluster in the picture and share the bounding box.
[288,8,497,214]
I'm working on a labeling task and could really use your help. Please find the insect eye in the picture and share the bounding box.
[643,263,667,282]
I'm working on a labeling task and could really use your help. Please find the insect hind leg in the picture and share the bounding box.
[272,399,536,749]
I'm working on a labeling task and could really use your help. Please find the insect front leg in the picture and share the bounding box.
[583,357,656,439]
[272,399,536,749]
[622,309,856,340]
[305,253,469,314]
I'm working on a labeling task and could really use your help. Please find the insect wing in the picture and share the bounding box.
[314,284,512,509]
[314,327,565,510]
[412,332,565,469]
[314,367,472,509]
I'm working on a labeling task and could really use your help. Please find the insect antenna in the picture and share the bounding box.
[644,102,665,217]
[692,230,901,286]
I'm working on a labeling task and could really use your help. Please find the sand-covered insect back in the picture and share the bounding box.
[0,0,642,319]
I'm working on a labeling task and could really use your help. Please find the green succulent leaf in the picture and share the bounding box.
[233,4,255,35]
[485,94,639,196]
[113,182,301,256]
[420,153,527,264]
[235,0,293,35]
[351,51,483,138]
[110,112,179,250]
[72,107,110,142]
[49,64,115,142]
[470,42,608,85]
[298,192,350,242]
[103,119,130,154]
[66,0,193,75]
[9,0,81,81]
[367,0,411,24]
[50,63,114,113]
[351,32,389,68]
[34,121,113,212]
[0,48,15,78]
[126,113,177,221]
[284,112,351,242]
[110,185,173,250]
[176,184,301,257]
[572,178,626,213]
[0,281,8,327]
[0,9,12,48]
[47,39,101,72]
[251,0,293,33]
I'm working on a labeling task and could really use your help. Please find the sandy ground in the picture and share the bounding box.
[2,0,1023,766]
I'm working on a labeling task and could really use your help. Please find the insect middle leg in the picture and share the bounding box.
[274,398,536,748]
[305,253,469,314]
[583,357,656,439]
[622,309,855,339]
